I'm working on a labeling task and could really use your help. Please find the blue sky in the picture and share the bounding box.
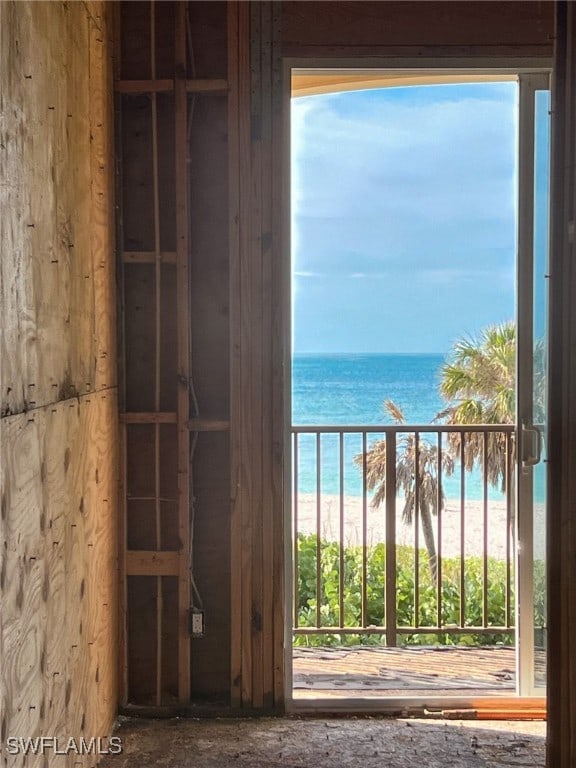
[291,82,518,354]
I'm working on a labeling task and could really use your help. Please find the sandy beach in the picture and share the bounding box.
[293,493,545,561]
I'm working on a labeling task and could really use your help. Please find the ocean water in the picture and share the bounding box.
[292,353,445,427]
[291,353,508,502]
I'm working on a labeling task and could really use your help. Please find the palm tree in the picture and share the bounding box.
[356,400,454,580]
[436,321,516,492]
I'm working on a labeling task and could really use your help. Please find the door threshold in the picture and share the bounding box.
[288,694,546,719]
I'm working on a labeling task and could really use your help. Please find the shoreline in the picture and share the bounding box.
[293,493,545,560]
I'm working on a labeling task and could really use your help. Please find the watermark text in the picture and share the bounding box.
[5,736,122,756]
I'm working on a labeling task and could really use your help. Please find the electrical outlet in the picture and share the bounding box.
[190,609,205,638]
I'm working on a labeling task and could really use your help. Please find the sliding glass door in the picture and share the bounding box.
[516,73,550,696]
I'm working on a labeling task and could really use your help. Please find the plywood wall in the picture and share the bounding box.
[0,1,117,764]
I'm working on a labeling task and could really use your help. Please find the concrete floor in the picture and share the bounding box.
[99,716,546,768]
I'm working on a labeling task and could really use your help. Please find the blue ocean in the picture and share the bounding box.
[291,353,510,502]
[292,353,445,427]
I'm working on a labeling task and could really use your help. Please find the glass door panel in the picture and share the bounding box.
[532,87,550,691]
[516,74,550,696]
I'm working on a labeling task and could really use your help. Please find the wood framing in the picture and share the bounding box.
[117,2,191,706]
[118,0,231,707]
[228,1,285,711]
[282,1,554,59]
[546,3,576,765]
[174,1,192,704]
[117,0,554,714]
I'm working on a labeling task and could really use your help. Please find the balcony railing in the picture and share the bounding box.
[292,424,515,646]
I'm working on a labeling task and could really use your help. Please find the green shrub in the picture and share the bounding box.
[294,533,522,648]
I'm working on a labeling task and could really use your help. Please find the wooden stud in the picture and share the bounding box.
[272,1,288,708]
[148,0,164,709]
[547,2,576,765]
[249,1,265,711]
[174,1,191,704]
[228,0,243,709]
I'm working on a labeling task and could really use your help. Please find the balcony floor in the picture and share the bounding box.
[293,645,546,698]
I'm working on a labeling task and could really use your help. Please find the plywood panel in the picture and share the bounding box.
[0,392,117,767]
[282,1,554,58]
[1,1,115,418]
[0,1,118,761]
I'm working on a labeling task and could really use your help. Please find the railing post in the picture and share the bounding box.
[385,430,397,647]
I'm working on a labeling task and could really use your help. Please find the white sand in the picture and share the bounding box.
[293,493,546,561]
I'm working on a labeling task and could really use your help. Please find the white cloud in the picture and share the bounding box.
[291,83,520,352]
[292,84,517,278]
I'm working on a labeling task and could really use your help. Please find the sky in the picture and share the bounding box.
[291,82,519,354]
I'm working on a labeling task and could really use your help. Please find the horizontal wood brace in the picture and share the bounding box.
[120,412,177,424]
[120,414,229,429]
[126,496,177,503]
[187,418,230,432]
[116,78,228,94]
[125,550,180,576]
[122,251,177,264]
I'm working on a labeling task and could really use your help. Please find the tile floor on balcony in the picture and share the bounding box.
[293,645,546,698]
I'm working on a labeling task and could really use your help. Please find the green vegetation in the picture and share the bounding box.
[356,322,521,578]
[294,533,546,649]
[300,322,548,650]
[355,400,454,580]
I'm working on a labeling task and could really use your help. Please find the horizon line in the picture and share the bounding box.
[292,350,448,356]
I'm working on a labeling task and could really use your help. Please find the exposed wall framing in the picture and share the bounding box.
[117,0,231,706]
[0,0,117,760]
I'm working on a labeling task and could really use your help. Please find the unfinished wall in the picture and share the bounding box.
[0,1,117,763]
[117,0,554,713]
[117,0,230,708]
[546,4,576,766]
[282,1,554,57]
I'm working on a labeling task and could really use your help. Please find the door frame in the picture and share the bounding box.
[283,58,552,713]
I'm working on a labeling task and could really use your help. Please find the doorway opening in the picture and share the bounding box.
[288,69,550,707]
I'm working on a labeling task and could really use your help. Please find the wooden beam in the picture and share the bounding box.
[547,2,576,765]
[115,78,228,94]
[149,0,164,709]
[122,251,177,264]
[228,0,284,711]
[119,411,177,424]
[228,0,252,709]
[174,1,191,704]
[125,550,180,576]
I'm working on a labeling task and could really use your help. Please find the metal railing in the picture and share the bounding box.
[292,424,515,645]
